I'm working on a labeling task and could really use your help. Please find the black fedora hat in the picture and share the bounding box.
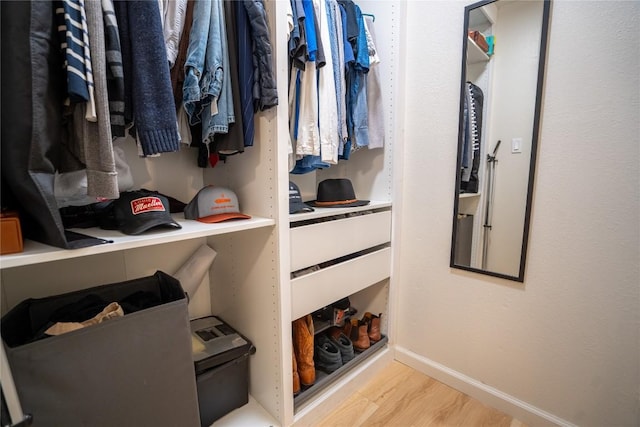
[307,179,370,208]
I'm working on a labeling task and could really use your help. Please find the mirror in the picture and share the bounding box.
[450,0,550,281]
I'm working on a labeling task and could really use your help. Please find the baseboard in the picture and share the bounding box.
[395,346,575,427]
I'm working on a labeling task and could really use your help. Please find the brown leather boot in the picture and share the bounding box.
[343,318,353,339]
[292,343,300,395]
[349,318,370,352]
[293,315,315,386]
[327,326,342,341]
[347,318,358,342]
[363,312,382,343]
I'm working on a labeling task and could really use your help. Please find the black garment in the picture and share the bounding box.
[236,0,256,146]
[214,0,246,156]
[461,82,483,193]
[1,1,108,249]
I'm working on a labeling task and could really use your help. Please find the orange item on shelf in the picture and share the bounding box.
[1,210,24,255]
[468,30,489,53]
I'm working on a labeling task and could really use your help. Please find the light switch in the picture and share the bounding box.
[511,138,522,153]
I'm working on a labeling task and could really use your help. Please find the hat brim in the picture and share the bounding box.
[196,213,252,223]
[306,199,370,208]
[289,201,314,214]
[120,218,182,235]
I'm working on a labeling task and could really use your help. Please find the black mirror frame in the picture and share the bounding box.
[450,0,551,282]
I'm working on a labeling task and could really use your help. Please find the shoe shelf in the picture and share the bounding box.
[293,335,388,409]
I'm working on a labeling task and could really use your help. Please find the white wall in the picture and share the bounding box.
[395,1,639,426]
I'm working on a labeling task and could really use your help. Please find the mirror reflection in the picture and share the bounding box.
[451,0,550,281]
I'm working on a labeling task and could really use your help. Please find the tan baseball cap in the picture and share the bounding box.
[184,186,251,223]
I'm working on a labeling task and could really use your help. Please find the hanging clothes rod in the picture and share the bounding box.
[362,13,375,21]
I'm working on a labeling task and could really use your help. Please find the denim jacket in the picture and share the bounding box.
[351,5,370,148]
[183,0,233,143]
[203,0,234,139]
[183,0,214,125]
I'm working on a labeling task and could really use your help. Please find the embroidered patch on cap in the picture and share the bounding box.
[130,197,167,215]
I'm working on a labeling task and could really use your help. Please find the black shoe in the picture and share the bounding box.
[314,334,342,373]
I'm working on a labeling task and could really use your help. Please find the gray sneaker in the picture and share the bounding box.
[314,334,342,373]
[329,332,355,364]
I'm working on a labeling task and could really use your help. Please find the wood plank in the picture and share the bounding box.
[314,392,379,427]
[312,361,522,427]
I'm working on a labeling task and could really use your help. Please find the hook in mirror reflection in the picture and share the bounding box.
[450,0,551,282]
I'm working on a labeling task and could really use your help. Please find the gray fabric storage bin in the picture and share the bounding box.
[1,271,200,427]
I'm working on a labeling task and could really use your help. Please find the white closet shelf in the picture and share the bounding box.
[459,192,481,198]
[467,37,490,64]
[0,215,275,270]
[211,395,279,427]
[289,200,391,223]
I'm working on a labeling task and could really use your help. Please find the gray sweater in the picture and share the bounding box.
[62,0,119,200]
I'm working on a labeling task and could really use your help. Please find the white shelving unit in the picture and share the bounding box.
[284,0,402,423]
[288,204,394,422]
[0,0,403,425]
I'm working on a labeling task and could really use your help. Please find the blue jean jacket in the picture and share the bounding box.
[184,0,213,125]
[203,0,234,139]
[183,0,232,142]
[351,5,370,148]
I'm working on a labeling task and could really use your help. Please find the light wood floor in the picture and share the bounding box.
[313,361,524,427]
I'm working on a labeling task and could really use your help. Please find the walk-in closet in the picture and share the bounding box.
[1,1,638,426]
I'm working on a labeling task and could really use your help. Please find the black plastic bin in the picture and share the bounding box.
[1,271,200,427]
[190,316,256,426]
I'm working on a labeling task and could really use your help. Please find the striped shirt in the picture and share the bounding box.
[102,0,125,137]
[55,0,96,121]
